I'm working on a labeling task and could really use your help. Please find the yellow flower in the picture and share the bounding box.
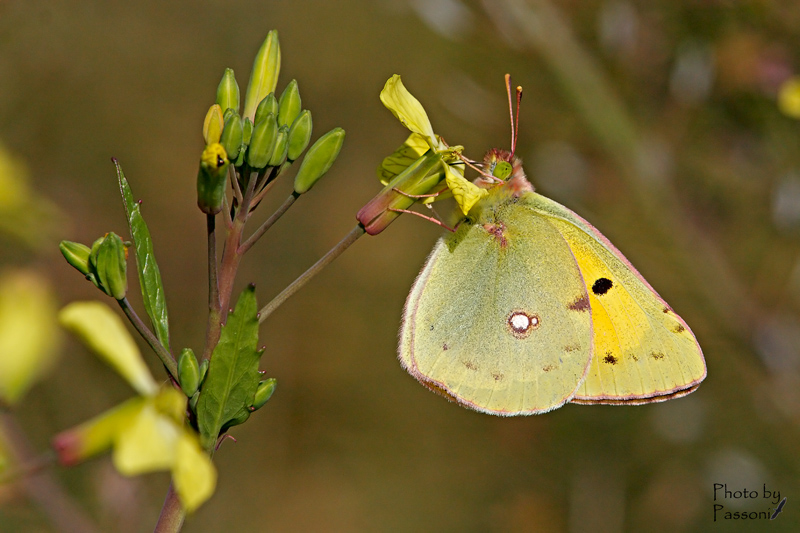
[54,302,216,513]
[380,75,440,150]
[378,75,486,216]
[0,271,60,404]
[778,76,800,119]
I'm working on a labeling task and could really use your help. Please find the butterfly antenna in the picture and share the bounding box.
[505,74,515,152]
[512,84,522,158]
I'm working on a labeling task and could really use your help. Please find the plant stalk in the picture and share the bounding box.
[118,297,178,380]
[239,192,299,254]
[153,481,185,533]
[202,214,222,362]
[258,224,366,323]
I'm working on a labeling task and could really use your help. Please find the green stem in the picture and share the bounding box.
[118,298,178,380]
[229,164,242,204]
[258,225,366,323]
[208,215,220,312]
[239,192,299,254]
[202,214,222,361]
[0,449,55,485]
[217,218,245,322]
[248,167,279,212]
[153,481,185,533]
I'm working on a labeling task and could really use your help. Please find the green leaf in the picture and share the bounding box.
[196,285,261,449]
[115,160,170,351]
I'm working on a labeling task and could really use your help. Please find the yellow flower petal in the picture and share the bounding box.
[380,75,437,148]
[53,396,145,465]
[0,271,60,404]
[59,302,159,396]
[778,77,800,119]
[444,164,488,215]
[113,402,179,475]
[172,431,217,513]
[377,132,431,185]
[153,387,188,423]
[1,426,12,474]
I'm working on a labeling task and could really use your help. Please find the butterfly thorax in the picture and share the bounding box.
[453,152,538,251]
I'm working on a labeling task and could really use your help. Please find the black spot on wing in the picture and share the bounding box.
[602,352,618,365]
[651,352,665,360]
[492,372,504,381]
[673,324,685,333]
[592,278,613,295]
[464,360,478,371]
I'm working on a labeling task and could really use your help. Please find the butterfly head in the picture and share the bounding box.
[481,148,532,195]
[473,75,533,195]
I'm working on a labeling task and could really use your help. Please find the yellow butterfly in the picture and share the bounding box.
[397,77,706,416]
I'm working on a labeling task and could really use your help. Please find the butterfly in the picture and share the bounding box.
[397,76,706,416]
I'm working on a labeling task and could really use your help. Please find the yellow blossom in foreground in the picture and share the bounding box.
[54,301,216,512]
[0,270,60,404]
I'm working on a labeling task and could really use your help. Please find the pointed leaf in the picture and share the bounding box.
[196,285,261,448]
[115,160,170,351]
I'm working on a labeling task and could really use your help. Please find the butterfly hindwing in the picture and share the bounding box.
[526,193,706,404]
[399,191,593,415]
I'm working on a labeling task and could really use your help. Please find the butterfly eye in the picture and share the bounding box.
[493,161,513,180]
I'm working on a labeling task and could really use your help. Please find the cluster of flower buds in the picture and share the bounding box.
[60,233,128,300]
[196,31,345,216]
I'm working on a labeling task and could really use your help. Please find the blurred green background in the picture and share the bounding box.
[2,0,800,531]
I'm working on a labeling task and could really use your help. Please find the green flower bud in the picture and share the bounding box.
[251,378,277,411]
[178,348,200,397]
[242,117,253,145]
[243,30,281,123]
[235,118,253,167]
[268,125,289,167]
[293,128,345,194]
[216,68,240,114]
[247,113,278,169]
[277,79,301,127]
[203,104,224,145]
[196,143,230,215]
[88,236,104,266]
[221,408,250,431]
[59,241,92,277]
[254,93,278,127]
[356,150,445,235]
[189,391,200,412]
[220,113,244,162]
[199,359,209,385]
[287,110,312,161]
[90,232,128,300]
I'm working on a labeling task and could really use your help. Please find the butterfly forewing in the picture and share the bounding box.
[527,193,706,404]
[400,192,594,415]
